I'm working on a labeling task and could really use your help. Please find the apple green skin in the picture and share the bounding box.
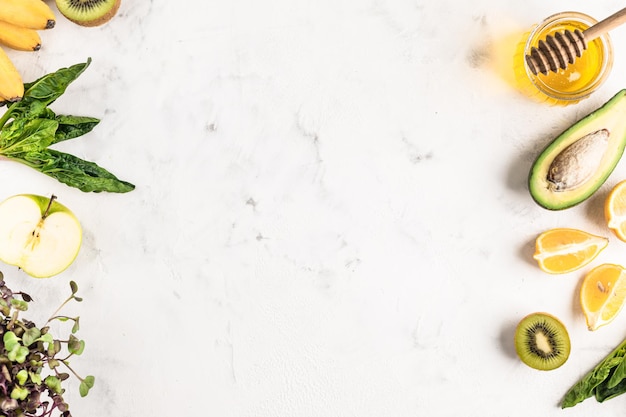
[25,194,74,217]
[0,194,82,278]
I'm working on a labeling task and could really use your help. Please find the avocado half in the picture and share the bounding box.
[529,89,626,210]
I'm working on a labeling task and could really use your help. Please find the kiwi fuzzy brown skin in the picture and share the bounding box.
[514,312,571,371]
[56,0,121,27]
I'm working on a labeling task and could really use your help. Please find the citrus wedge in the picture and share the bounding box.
[605,180,626,242]
[580,263,626,331]
[533,228,609,274]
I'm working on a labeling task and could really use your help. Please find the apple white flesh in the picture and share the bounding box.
[0,195,82,278]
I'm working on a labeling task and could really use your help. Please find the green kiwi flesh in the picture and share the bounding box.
[514,312,570,371]
[55,0,121,27]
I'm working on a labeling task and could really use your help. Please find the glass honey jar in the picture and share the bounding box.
[514,11,614,106]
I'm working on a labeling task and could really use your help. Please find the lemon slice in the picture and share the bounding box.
[533,228,608,274]
[580,263,626,331]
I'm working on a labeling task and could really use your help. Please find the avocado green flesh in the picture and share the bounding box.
[529,89,626,210]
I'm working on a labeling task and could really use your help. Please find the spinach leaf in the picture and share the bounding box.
[0,59,134,193]
[561,338,626,408]
[595,370,626,403]
[54,115,100,144]
[13,149,134,193]
[22,59,91,104]
[0,59,91,127]
[0,118,58,154]
[607,350,626,389]
[9,108,100,144]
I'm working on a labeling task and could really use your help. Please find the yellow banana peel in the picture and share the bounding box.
[0,0,56,30]
[0,47,24,102]
[0,20,41,52]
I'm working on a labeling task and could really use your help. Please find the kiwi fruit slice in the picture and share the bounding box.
[514,312,570,371]
[55,0,121,27]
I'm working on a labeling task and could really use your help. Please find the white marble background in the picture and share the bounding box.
[5,0,626,415]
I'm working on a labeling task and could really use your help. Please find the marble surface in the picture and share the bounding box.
[5,0,626,415]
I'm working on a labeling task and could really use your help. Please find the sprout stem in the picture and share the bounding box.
[46,295,75,325]
[61,360,84,382]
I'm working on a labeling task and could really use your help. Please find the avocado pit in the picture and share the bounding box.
[547,129,610,192]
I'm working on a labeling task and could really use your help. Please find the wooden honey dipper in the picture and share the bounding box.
[526,7,626,76]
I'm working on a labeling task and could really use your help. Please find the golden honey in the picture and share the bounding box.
[514,12,614,106]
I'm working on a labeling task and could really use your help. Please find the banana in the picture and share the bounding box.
[0,20,41,51]
[0,0,56,30]
[0,47,23,102]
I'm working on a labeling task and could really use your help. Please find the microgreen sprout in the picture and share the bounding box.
[0,272,94,417]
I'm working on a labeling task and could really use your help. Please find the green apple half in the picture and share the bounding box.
[0,195,82,278]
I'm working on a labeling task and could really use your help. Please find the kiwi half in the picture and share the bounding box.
[55,0,121,27]
[514,312,570,371]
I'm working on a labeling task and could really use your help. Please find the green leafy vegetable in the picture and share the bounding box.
[562,338,626,408]
[0,58,134,193]
[0,276,95,417]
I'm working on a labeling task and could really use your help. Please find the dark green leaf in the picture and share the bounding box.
[608,355,626,389]
[42,149,135,193]
[562,339,626,408]
[53,115,99,144]
[595,370,626,402]
[0,59,90,126]
[0,100,48,125]
[0,59,136,194]
[11,148,135,193]
[69,281,78,295]
[23,59,91,105]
